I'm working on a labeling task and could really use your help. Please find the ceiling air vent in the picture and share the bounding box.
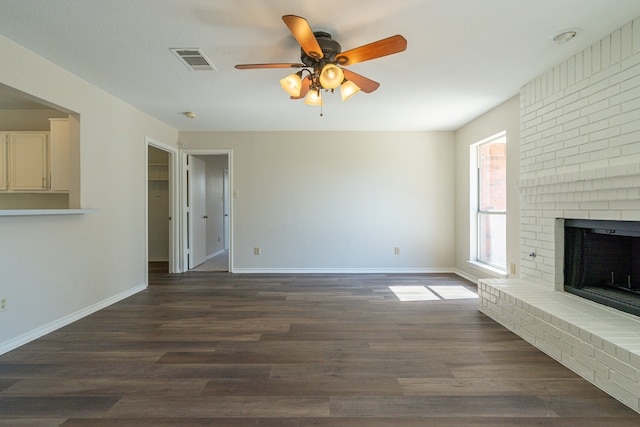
[171,48,215,71]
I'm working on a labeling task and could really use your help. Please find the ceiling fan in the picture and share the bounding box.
[235,15,407,106]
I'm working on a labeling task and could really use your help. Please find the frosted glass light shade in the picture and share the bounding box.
[340,81,361,101]
[319,64,344,89]
[280,73,302,97]
[304,90,323,106]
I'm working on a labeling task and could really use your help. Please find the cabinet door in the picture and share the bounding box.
[11,133,48,191]
[49,119,69,191]
[0,133,7,190]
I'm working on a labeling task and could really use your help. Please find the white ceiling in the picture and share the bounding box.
[1,0,640,132]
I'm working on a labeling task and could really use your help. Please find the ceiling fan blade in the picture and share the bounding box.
[342,69,380,93]
[235,63,305,69]
[282,15,324,60]
[336,35,407,66]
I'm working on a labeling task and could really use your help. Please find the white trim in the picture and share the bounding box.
[466,260,508,278]
[471,130,507,148]
[206,248,226,260]
[0,208,98,216]
[0,283,147,356]
[453,268,480,284]
[232,268,456,274]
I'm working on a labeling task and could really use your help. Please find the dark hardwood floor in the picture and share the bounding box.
[1,272,639,426]
[148,261,169,274]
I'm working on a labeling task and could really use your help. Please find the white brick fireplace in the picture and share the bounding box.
[479,17,640,413]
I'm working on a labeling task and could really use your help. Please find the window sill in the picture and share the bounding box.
[467,260,507,278]
[0,208,98,217]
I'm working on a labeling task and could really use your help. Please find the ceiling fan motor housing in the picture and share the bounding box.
[301,31,342,66]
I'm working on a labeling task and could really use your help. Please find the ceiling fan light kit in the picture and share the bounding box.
[304,89,323,106]
[279,72,303,97]
[235,15,407,112]
[340,80,361,102]
[318,63,344,89]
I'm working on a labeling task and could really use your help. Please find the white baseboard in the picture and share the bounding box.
[206,249,226,260]
[231,268,456,274]
[232,267,480,286]
[0,283,147,356]
[453,269,480,284]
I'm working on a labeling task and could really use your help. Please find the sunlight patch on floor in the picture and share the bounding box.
[389,286,439,301]
[389,285,478,302]
[429,285,479,300]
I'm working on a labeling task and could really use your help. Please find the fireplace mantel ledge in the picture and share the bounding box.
[479,278,640,413]
[519,163,640,190]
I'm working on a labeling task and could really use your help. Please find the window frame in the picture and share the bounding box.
[470,131,507,272]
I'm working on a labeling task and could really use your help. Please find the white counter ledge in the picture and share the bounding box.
[0,208,99,217]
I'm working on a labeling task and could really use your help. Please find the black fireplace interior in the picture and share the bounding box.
[564,219,640,317]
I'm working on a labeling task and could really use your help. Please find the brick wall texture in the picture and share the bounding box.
[519,17,640,285]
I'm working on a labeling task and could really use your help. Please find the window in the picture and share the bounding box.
[471,132,506,270]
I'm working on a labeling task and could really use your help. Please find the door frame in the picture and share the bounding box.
[145,137,180,279]
[180,148,233,272]
[223,168,230,251]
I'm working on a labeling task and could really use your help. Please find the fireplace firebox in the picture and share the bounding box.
[564,219,640,317]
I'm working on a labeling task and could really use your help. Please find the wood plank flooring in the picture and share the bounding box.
[1,272,639,426]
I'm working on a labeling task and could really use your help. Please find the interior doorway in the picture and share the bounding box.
[183,150,232,272]
[146,138,179,277]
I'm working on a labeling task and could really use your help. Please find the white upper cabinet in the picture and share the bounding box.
[10,133,48,191]
[0,121,70,193]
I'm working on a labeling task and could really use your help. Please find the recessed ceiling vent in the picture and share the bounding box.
[171,48,215,71]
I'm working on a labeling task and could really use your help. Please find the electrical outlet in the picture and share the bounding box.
[510,263,516,275]
[394,247,400,255]
[0,297,6,311]
[254,247,261,255]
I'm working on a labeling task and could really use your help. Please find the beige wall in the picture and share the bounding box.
[0,109,67,131]
[0,34,178,351]
[181,131,456,272]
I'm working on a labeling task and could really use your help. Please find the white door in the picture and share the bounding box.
[189,156,207,268]
[223,168,230,251]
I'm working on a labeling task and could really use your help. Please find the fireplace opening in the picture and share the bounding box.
[564,219,640,317]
